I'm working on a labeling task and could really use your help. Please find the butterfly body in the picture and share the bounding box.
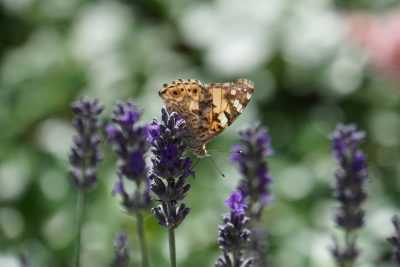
[159,79,255,157]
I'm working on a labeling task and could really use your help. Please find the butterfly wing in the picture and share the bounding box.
[159,79,209,152]
[159,78,255,156]
[159,79,206,115]
[205,79,255,141]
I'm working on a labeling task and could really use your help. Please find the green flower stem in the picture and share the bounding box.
[74,190,85,267]
[136,212,150,267]
[168,228,177,267]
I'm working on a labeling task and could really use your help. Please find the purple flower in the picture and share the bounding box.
[225,191,247,215]
[107,101,151,213]
[332,124,365,164]
[145,122,160,142]
[388,215,400,265]
[330,123,368,266]
[150,108,193,230]
[331,124,368,230]
[231,127,273,219]
[215,191,253,267]
[69,97,103,190]
[230,127,274,267]
[112,233,130,267]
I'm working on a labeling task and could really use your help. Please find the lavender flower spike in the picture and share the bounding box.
[69,97,104,267]
[215,191,253,267]
[388,215,400,266]
[107,101,151,267]
[330,124,368,267]
[107,101,151,213]
[231,127,273,219]
[231,127,273,267]
[150,108,193,267]
[150,108,192,230]
[69,97,104,190]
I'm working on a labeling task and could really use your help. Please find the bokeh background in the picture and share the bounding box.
[1,0,400,266]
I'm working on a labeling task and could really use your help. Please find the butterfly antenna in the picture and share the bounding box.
[207,155,226,179]
[190,158,201,179]
[192,158,201,169]
[207,148,230,157]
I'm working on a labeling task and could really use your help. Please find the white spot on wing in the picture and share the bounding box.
[233,99,243,112]
[218,113,228,126]
[246,92,252,99]
[231,90,236,95]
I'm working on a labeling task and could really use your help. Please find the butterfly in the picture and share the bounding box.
[159,79,255,157]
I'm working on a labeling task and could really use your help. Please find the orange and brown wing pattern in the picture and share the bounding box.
[158,78,255,156]
[158,79,209,153]
[158,79,206,115]
[205,79,255,139]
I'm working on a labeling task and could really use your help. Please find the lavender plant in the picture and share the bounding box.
[149,108,193,267]
[330,124,368,267]
[111,233,130,267]
[215,191,253,267]
[63,97,380,267]
[107,101,151,267]
[388,215,400,266]
[231,127,273,266]
[69,97,104,267]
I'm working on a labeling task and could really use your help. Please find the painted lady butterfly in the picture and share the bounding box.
[159,79,255,157]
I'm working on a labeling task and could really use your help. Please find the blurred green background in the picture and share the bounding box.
[1,0,400,266]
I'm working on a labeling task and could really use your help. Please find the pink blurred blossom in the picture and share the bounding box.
[347,12,400,79]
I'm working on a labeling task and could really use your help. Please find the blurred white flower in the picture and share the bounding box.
[0,156,31,201]
[370,110,400,147]
[179,4,219,49]
[367,207,400,239]
[180,0,284,75]
[70,2,133,104]
[277,165,314,200]
[206,34,271,75]
[283,3,344,66]
[0,0,32,13]
[42,209,74,249]
[71,2,131,62]
[327,46,366,95]
[35,119,74,161]
[1,29,63,86]
[310,233,336,267]
[85,52,128,105]
[0,255,19,267]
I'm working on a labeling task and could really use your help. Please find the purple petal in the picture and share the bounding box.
[225,191,247,215]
